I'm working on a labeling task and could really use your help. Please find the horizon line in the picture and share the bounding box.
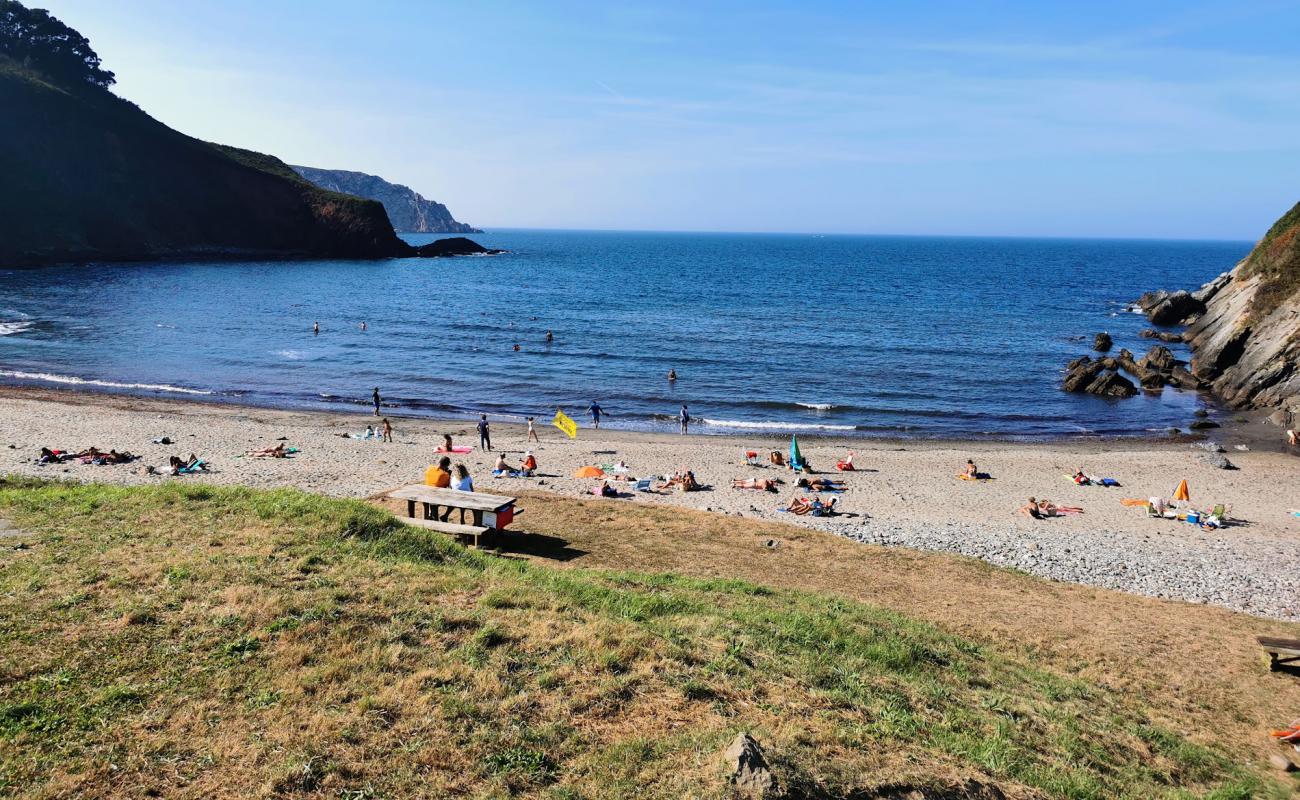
[449,226,1257,245]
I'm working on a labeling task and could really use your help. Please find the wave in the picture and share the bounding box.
[699,417,858,432]
[795,402,834,411]
[0,321,35,336]
[275,349,306,360]
[0,370,212,395]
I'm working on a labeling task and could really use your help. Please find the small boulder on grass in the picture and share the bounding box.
[722,733,776,799]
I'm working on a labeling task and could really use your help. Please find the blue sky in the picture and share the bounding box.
[40,0,1300,238]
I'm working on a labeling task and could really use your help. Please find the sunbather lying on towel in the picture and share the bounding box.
[169,454,208,475]
[658,470,701,491]
[76,448,135,465]
[38,447,69,464]
[732,478,782,491]
[797,477,844,491]
[1018,498,1043,519]
[1037,500,1083,517]
[247,443,290,458]
[785,496,838,516]
[593,481,619,498]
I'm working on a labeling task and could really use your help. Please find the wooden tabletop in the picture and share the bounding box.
[388,484,516,512]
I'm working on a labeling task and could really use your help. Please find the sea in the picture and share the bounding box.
[0,230,1251,440]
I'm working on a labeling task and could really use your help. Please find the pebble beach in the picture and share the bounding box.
[2,387,1297,621]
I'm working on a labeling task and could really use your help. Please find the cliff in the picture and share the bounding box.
[1180,201,1300,419]
[291,166,481,234]
[0,55,411,266]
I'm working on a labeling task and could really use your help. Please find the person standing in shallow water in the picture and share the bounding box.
[679,404,690,435]
[313,321,319,334]
[588,400,604,429]
[477,414,492,451]
[372,387,381,416]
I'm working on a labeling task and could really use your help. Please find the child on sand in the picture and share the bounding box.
[381,418,393,442]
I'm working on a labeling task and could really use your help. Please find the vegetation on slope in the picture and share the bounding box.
[0,1,410,266]
[1241,200,1300,323]
[0,479,1282,799]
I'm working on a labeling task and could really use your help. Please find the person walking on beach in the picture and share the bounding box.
[381,417,393,442]
[679,404,690,435]
[372,387,381,416]
[526,416,540,443]
[588,400,604,429]
[477,414,492,451]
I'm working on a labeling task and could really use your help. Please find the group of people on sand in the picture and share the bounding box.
[493,450,537,478]
[39,447,136,465]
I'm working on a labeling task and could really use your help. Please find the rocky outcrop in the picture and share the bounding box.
[1093,332,1112,351]
[1178,201,1300,416]
[1138,290,1205,326]
[1140,328,1183,343]
[411,237,503,258]
[292,166,481,234]
[1062,356,1138,398]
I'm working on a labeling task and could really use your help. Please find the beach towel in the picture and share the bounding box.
[1120,498,1149,507]
[958,473,993,481]
[176,460,208,474]
[436,446,473,454]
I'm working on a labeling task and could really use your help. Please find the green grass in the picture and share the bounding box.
[1241,200,1300,324]
[0,478,1286,799]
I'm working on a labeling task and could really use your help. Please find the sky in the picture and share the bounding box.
[37,0,1300,238]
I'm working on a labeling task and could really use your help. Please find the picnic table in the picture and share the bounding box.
[1258,636,1300,672]
[387,484,522,547]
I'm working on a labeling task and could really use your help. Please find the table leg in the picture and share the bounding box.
[407,499,416,519]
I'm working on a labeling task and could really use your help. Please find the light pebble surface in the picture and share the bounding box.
[1,389,1297,621]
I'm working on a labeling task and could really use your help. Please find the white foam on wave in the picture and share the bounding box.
[700,417,857,432]
[0,369,212,395]
[275,349,306,360]
[0,320,35,336]
[796,402,834,411]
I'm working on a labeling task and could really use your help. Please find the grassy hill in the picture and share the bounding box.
[0,56,410,266]
[0,479,1286,799]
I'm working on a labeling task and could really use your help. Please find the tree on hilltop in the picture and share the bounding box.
[1,0,114,88]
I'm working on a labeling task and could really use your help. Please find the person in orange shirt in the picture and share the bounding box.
[424,455,452,487]
[521,450,538,476]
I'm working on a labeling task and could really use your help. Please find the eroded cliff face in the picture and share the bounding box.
[1183,201,1300,420]
[291,166,481,234]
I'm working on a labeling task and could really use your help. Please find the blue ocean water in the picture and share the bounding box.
[0,230,1250,439]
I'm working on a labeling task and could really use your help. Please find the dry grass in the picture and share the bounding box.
[0,479,1293,799]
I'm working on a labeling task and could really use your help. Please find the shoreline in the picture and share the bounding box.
[0,380,1281,451]
[1,385,1297,621]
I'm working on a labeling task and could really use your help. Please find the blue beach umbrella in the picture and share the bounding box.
[789,434,802,469]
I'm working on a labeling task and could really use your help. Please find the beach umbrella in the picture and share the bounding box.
[574,465,605,478]
[1173,478,1190,502]
[789,435,802,468]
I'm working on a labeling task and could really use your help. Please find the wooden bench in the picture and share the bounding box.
[399,517,490,547]
[387,485,522,548]
[1257,636,1300,671]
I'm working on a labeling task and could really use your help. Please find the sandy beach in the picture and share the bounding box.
[2,387,1297,620]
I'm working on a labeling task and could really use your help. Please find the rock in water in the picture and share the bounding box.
[1140,328,1184,343]
[411,237,504,258]
[1093,332,1113,351]
[1150,291,1207,325]
[1087,371,1139,398]
[1138,345,1178,373]
[1189,419,1220,430]
[722,733,776,799]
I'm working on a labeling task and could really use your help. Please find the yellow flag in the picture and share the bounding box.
[553,409,578,439]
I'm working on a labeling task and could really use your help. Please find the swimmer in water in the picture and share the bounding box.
[545,330,554,343]
[360,321,367,331]
[313,321,319,334]
[513,343,521,352]
[667,369,677,381]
